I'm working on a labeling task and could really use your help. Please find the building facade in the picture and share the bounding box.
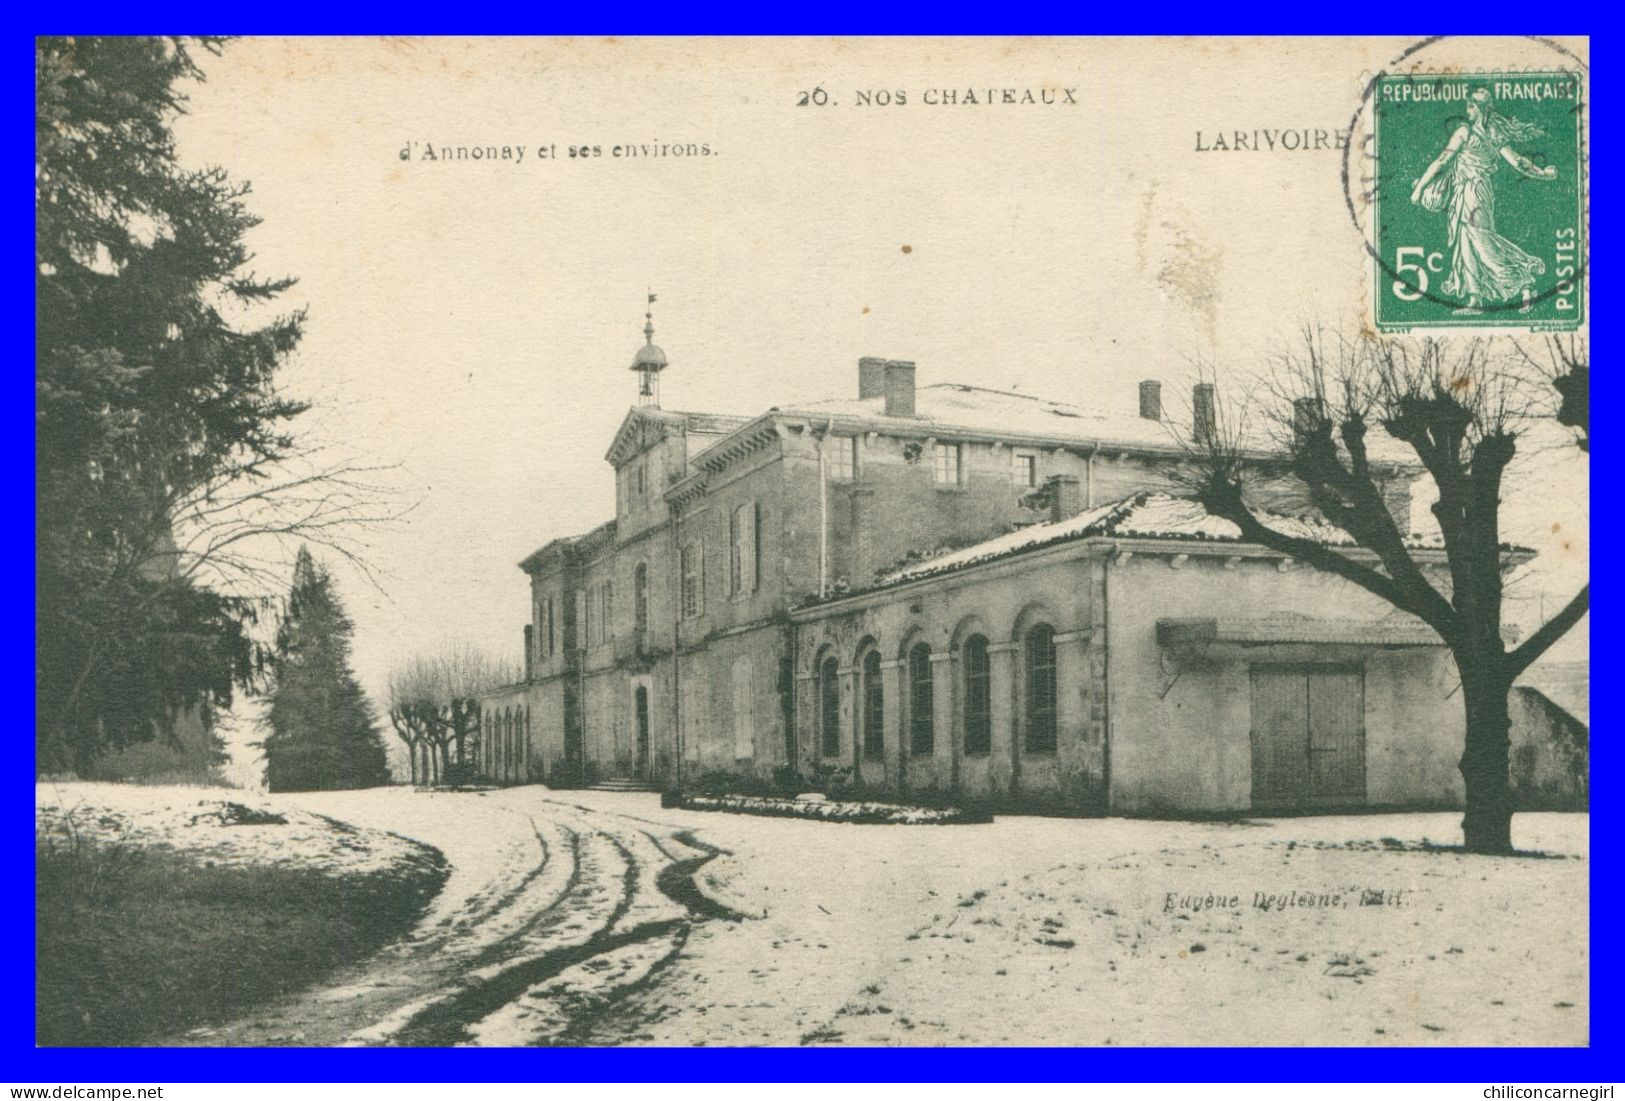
[477,328,1582,814]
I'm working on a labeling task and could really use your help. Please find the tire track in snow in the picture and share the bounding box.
[389,821,746,1046]
[169,791,746,1047]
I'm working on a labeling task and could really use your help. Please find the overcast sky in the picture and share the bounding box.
[170,36,1588,725]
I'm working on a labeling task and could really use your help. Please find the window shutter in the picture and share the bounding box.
[733,658,754,759]
[728,507,740,594]
[751,501,762,591]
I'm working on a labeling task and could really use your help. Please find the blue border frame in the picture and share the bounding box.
[14,24,1610,1083]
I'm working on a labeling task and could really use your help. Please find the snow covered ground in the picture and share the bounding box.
[37,783,1588,1047]
[607,802,1587,1047]
[34,782,436,879]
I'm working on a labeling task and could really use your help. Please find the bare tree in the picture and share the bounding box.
[39,432,408,772]
[1181,327,1588,854]
[386,656,442,786]
[1516,335,1589,453]
[387,642,521,787]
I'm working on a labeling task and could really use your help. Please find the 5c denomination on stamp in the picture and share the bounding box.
[1372,71,1584,331]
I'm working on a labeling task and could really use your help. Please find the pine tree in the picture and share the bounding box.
[262,548,390,792]
[36,37,306,771]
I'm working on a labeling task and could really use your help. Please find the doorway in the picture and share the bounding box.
[634,684,650,775]
[1250,665,1366,808]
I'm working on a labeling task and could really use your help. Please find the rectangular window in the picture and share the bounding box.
[601,581,613,643]
[1013,451,1038,487]
[732,659,755,759]
[933,442,961,486]
[633,565,648,641]
[826,436,855,481]
[681,541,705,618]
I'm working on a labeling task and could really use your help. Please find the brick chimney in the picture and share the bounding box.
[1139,380,1162,420]
[1047,474,1082,523]
[883,359,916,417]
[1192,382,1216,445]
[859,356,888,400]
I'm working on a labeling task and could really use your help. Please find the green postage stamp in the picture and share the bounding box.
[1372,72,1585,331]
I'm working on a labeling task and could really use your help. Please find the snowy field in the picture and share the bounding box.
[36,783,1588,1047]
[34,782,437,879]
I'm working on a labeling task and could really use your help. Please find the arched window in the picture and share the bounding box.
[861,650,884,760]
[963,635,992,756]
[633,562,648,643]
[819,655,841,758]
[908,643,934,756]
[1024,624,1058,753]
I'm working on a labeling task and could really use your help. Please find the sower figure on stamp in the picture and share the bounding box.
[1409,87,1559,313]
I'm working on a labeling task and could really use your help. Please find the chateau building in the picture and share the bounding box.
[475,314,1578,814]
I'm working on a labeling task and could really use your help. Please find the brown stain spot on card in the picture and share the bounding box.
[901,245,913,254]
[1552,523,1562,533]
[1134,183,1155,272]
[861,307,870,315]
[1136,188,1224,347]
[1449,375,1473,394]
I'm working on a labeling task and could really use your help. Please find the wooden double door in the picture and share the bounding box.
[1249,665,1366,809]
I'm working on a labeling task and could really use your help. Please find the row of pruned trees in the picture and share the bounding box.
[386,643,520,786]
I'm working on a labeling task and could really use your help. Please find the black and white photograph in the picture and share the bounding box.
[34,35,1589,1051]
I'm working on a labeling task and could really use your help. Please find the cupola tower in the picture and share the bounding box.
[630,292,668,407]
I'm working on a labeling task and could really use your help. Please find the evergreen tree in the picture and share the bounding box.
[263,548,390,792]
[36,36,306,771]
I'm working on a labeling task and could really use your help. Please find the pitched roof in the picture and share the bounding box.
[604,405,751,466]
[875,492,1446,587]
[518,518,617,574]
[781,383,1185,453]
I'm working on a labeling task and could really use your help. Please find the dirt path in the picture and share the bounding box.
[172,789,743,1047]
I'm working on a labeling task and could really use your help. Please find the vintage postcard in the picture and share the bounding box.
[35,36,1588,1052]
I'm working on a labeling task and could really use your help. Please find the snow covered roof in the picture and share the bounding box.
[764,381,1419,467]
[873,492,1446,588]
[782,383,1188,453]
[1157,614,1444,649]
